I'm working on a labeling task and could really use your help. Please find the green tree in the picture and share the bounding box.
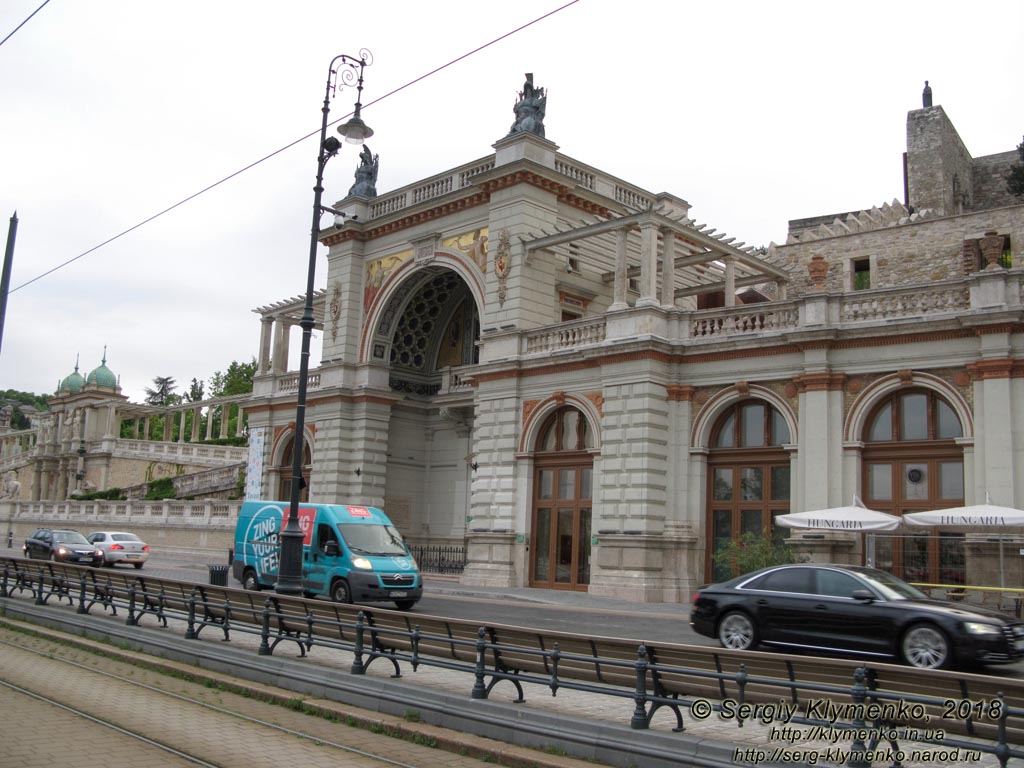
[209,358,257,397]
[1007,135,1024,198]
[185,378,205,402]
[144,376,177,406]
[0,389,50,429]
[713,532,803,577]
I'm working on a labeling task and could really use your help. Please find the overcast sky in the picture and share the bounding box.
[2,0,1022,405]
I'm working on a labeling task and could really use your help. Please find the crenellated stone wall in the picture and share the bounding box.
[771,206,1024,296]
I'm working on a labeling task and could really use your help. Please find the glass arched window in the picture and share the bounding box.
[866,391,962,443]
[531,406,594,591]
[714,400,791,448]
[706,400,792,581]
[538,407,594,453]
[862,389,965,585]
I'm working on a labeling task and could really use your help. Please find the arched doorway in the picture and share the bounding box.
[706,399,792,581]
[530,407,594,590]
[276,434,311,502]
[860,389,965,584]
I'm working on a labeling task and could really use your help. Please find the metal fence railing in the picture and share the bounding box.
[2,555,1022,767]
[409,544,465,574]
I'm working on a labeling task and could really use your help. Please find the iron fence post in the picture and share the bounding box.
[847,667,871,768]
[350,611,366,674]
[76,573,87,614]
[185,588,198,639]
[631,644,650,729]
[472,626,488,699]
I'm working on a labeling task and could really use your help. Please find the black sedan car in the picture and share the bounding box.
[690,564,1024,669]
[22,528,104,566]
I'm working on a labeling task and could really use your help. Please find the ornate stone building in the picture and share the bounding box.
[241,80,1024,600]
[4,81,1022,601]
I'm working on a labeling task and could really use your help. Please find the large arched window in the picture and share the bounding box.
[530,407,594,591]
[862,389,965,584]
[706,400,791,581]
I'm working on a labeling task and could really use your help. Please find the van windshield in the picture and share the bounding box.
[338,524,408,557]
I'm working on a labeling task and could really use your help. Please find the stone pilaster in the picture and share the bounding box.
[462,377,521,586]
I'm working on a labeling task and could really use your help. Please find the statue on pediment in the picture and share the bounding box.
[508,73,546,138]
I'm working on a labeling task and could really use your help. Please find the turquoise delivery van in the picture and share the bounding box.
[232,500,422,610]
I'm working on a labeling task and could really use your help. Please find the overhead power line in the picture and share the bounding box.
[11,0,580,293]
[0,0,50,49]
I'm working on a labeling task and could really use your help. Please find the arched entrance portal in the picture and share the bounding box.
[368,263,482,549]
[530,407,594,590]
[275,434,310,502]
[860,388,965,584]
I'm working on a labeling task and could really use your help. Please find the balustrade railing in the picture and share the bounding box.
[840,281,970,323]
[524,317,607,354]
[689,301,800,339]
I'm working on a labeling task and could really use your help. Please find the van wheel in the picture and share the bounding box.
[394,600,417,611]
[330,579,352,604]
[242,569,261,592]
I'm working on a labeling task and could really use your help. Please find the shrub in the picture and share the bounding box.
[713,532,803,576]
[144,477,176,500]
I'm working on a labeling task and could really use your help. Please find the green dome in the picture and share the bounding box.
[86,350,117,388]
[59,358,85,394]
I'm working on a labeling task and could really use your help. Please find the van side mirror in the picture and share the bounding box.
[851,589,875,602]
[324,540,340,557]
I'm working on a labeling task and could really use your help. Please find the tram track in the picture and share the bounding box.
[0,632,517,768]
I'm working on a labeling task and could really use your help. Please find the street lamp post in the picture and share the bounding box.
[276,51,374,596]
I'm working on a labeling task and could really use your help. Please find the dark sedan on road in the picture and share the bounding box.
[690,563,1024,670]
[23,528,104,566]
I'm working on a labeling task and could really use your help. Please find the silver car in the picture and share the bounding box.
[86,531,150,568]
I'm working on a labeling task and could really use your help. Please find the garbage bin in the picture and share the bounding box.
[208,564,229,586]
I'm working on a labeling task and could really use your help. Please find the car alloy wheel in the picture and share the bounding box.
[242,570,260,591]
[901,624,949,669]
[718,611,758,650]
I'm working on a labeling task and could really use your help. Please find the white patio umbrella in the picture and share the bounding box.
[775,502,902,531]
[775,496,903,567]
[902,493,1024,589]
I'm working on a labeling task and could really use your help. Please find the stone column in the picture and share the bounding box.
[724,257,736,307]
[205,407,215,439]
[636,219,660,307]
[795,368,844,513]
[220,405,230,438]
[191,407,201,441]
[969,351,1016,504]
[660,230,676,308]
[609,227,629,311]
[258,316,274,373]
[272,318,290,374]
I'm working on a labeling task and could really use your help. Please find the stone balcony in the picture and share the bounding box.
[482,269,1023,362]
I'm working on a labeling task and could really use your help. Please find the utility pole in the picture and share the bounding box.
[0,212,17,356]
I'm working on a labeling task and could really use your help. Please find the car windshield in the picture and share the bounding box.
[338,524,408,556]
[53,531,90,545]
[112,533,141,542]
[854,568,928,600]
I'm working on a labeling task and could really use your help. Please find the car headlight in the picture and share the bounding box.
[352,557,373,570]
[57,547,68,556]
[963,621,1002,636]
[94,549,104,558]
